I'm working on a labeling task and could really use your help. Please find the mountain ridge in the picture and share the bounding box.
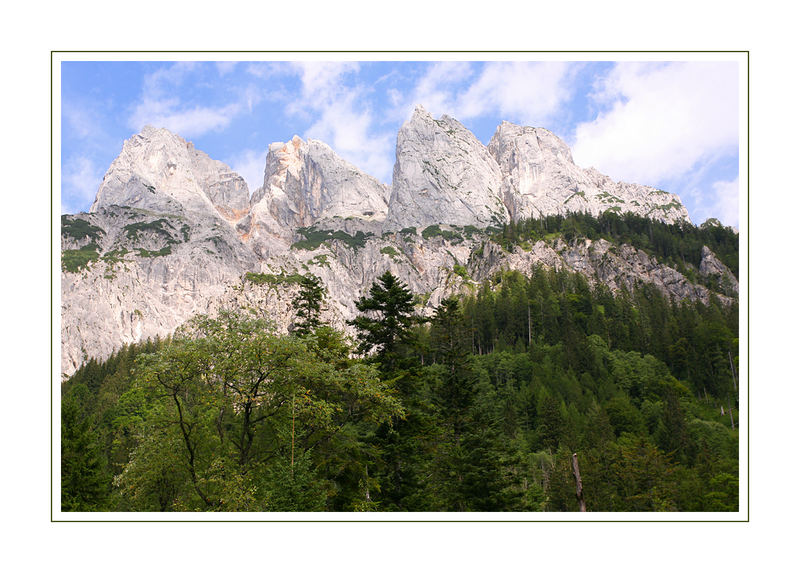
[61,106,732,376]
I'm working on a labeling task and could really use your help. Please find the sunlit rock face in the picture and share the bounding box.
[385,105,508,230]
[488,121,691,224]
[62,108,717,377]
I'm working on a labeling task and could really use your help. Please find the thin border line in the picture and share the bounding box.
[52,50,749,523]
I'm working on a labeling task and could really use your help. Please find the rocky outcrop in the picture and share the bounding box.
[385,105,508,230]
[467,237,726,306]
[488,121,691,224]
[62,110,732,377]
[63,125,262,376]
[700,245,739,295]
[239,135,390,258]
[91,126,249,223]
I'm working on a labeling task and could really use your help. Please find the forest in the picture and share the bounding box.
[61,214,740,512]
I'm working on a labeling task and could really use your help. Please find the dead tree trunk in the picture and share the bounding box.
[728,396,735,430]
[527,303,532,346]
[728,350,738,392]
[572,453,587,512]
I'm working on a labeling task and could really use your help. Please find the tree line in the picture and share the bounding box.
[62,226,739,512]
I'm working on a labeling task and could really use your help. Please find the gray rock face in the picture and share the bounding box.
[62,111,731,377]
[385,105,508,230]
[60,204,261,376]
[63,126,260,376]
[699,245,739,295]
[91,126,249,222]
[467,237,727,306]
[240,135,390,258]
[488,121,691,224]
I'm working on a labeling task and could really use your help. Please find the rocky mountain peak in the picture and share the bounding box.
[237,133,391,258]
[90,125,249,223]
[385,106,508,230]
[254,133,389,227]
[488,119,690,224]
[492,121,575,166]
[62,107,716,377]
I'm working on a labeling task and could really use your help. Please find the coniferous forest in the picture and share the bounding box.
[61,214,740,512]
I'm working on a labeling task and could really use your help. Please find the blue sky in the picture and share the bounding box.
[60,59,741,227]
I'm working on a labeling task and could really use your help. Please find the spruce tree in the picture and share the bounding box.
[291,274,326,336]
[349,271,417,370]
[61,393,109,511]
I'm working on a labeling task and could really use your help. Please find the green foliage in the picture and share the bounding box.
[123,218,178,242]
[244,271,304,285]
[121,217,187,258]
[61,215,104,242]
[349,271,418,370]
[421,224,463,243]
[61,392,109,510]
[291,274,326,336]
[452,264,469,280]
[62,244,100,272]
[291,227,372,251]
[63,232,738,512]
[136,246,172,258]
[108,312,403,511]
[488,211,739,283]
[101,248,130,263]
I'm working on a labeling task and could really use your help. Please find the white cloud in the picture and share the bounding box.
[305,95,395,181]
[714,177,740,229]
[129,98,242,138]
[709,177,740,228]
[215,61,237,76]
[284,62,394,181]
[456,61,574,126]
[571,62,739,185]
[388,62,575,129]
[63,104,98,140]
[293,61,359,98]
[227,148,267,196]
[399,61,474,119]
[245,62,288,79]
[284,61,360,120]
[62,156,103,213]
[127,62,246,138]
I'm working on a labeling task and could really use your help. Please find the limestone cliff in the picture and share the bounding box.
[488,121,690,224]
[61,108,733,377]
[385,106,508,230]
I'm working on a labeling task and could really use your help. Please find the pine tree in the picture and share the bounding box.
[430,297,473,437]
[61,393,109,511]
[349,271,417,370]
[291,273,326,336]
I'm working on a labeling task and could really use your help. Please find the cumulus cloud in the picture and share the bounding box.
[129,98,242,138]
[305,95,395,181]
[215,61,238,76]
[285,62,394,182]
[395,61,474,120]
[692,176,740,229]
[712,177,740,229]
[128,62,247,138]
[571,62,739,185]
[227,148,268,196]
[62,156,103,213]
[389,61,576,129]
[63,103,100,140]
[456,61,575,126]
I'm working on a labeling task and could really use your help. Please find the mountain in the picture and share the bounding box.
[488,121,689,223]
[60,106,734,376]
[385,105,508,229]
